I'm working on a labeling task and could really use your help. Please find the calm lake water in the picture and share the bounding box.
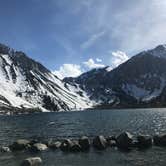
[1,108,166,166]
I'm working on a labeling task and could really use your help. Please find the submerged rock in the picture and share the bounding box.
[79,136,90,151]
[153,134,166,146]
[116,132,133,150]
[137,135,152,149]
[10,139,30,151]
[31,143,48,152]
[93,135,107,150]
[21,157,42,166]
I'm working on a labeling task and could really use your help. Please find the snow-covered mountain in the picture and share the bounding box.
[1,43,166,113]
[0,44,92,113]
[64,45,166,108]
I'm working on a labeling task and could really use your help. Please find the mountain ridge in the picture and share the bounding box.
[0,43,92,114]
[1,43,166,113]
[64,44,166,109]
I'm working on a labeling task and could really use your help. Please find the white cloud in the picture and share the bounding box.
[111,51,129,68]
[81,31,105,49]
[83,58,105,69]
[53,64,82,79]
[96,58,102,62]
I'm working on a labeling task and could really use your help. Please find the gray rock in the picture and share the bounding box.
[10,139,30,151]
[153,134,166,146]
[60,139,74,152]
[49,141,61,150]
[106,136,116,142]
[137,135,152,148]
[70,141,81,152]
[116,132,133,150]
[29,139,39,146]
[21,157,42,166]
[93,135,107,150]
[0,146,11,152]
[106,136,117,147]
[79,136,90,151]
[31,143,48,152]
[107,140,117,147]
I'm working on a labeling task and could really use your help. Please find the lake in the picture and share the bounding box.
[0,108,166,166]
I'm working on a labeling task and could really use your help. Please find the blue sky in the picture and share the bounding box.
[1,0,166,78]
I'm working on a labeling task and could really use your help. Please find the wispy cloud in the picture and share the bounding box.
[13,0,166,72]
[75,0,166,54]
[81,31,105,49]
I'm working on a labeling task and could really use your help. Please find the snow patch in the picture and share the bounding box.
[123,78,165,101]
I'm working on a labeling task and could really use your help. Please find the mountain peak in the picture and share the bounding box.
[0,43,14,55]
[146,44,166,59]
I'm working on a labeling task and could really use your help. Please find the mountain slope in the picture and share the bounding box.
[0,44,91,113]
[64,45,166,108]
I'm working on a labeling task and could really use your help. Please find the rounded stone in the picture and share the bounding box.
[21,157,42,166]
[93,135,107,150]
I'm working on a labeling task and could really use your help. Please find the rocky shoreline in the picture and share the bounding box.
[1,132,166,165]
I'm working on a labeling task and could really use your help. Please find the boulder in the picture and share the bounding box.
[137,135,152,149]
[10,139,30,151]
[29,139,39,146]
[106,136,117,147]
[93,135,107,150]
[48,141,61,150]
[60,139,74,152]
[153,134,166,146]
[0,146,11,152]
[107,140,117,147]
[70,141,81,152]
[79,136,90,151]
[106,136,116,142]
[31,143,48,152]
[116,132,133,150]
[21,157,42,166]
